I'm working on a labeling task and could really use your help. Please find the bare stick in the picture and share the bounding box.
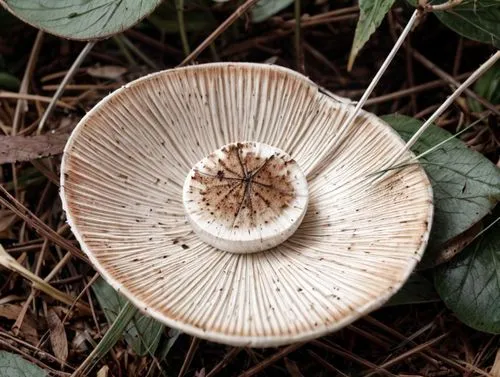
[412,50,500,117]
[375,50,500,182]
[178,0,261,67]
[308,9,420,178]
[12,31,44,136]
[37,41,95,135]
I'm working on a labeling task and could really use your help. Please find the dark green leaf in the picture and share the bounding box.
[407,0,500,48]
[0,72,20,91]
[148,1,215,34]
[468,61,500,113]
[0,351,47,377]
[251,0,294,23]
[348,0,396,70]
[435,215,500,333]
[1,0,163,40]
[382,114,500,264]
[92,277,164,356]
[385,273,440,306]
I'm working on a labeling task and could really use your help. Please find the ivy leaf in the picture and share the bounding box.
[385,273,440,306]
[1,0,163,40]
[251,0,294,23]
[435,215,500,333]
[0,351,47,377]
[92,277,164,356]
[348,0,396,70]
[382,114,500,265]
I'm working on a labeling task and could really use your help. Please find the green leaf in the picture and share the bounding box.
[468,61,500,113]
[92,277,164,356]
[385,273,440,306]
[348,0,396,70]
[406,0,500,48]
[1,0,163,40]
[382,114,500,263]
[0,72,20,91]
[76,301,138,376]
[251,0,294,23]
[148,1,215,34]
[435,215,500,333]
[0,351,47,377]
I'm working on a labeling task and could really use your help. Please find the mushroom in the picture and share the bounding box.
[60,63,433,347]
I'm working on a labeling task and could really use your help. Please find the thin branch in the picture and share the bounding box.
[375,50,500,182]
[294,0,304,73]
[37,41,95,135]
[412,50,500,117]
[178,0,261,66]
[12,31,44,135]
[176,0,191,57]
[308,9,421,179]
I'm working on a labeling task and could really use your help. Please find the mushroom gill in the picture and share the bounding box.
[60,63,433,347]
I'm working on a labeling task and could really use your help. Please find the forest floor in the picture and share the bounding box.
[0,1,499,376]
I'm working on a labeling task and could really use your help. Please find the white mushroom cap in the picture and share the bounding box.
[60,63,433,347]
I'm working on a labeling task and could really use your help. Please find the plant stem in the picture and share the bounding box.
[308,9,421,179]
[37,41,95,135]
[294,0,304,73]
[177,0,191,57]
[119,35,159,70]
[376,50,500,182]
[178,0,262,67]
[113,35,137,66]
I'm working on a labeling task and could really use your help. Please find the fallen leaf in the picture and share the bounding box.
[87,66,127,80]
[97,365,109,377]
[0,133,69,164]
[0,304,39,344]
[46,309,68,364]
[491,349,500,377]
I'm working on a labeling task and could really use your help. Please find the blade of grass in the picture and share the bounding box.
[176,0,191,57]
[0,245,91,314]
[366,113,489,178]
[307,9,421,180]
[71,301,138,377]
[37,41,95,135]
[375,50,500,183]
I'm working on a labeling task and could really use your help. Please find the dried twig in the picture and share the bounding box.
[178,0,261,66]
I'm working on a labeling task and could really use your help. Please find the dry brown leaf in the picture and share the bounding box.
[0,210,17,232]
[46,308,68,364]
[0,210,17,239]
[434,222,483,266]
[491,349,500,377]
[97,365,109,377]
[194,368,206,377]
[87,65,127,80]
[0,132,70,164]
[0,304,39,344]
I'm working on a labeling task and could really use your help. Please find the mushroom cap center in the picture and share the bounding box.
[183,142,309,254]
